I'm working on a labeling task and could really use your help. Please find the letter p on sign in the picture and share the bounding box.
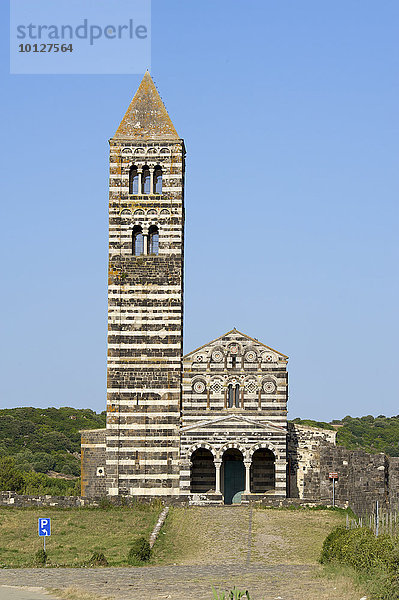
[38,518,51,536]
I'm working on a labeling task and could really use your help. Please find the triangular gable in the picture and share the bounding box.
[183,328,288,360]
[113,71,180,140]
[181,414,285,433]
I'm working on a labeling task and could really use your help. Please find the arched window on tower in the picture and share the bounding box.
[153,167,162,194]
[148,225,159,255]
[142,166,150,194]
[129,166,138,194]
[132,225,144,256]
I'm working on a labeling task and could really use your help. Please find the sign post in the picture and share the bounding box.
[38,518,51,552]
[329,472,338,507]
[375,500,379,537]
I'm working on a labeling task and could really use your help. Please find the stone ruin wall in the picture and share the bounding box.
[80,429,106,498]
[388,457,399,511]
[287,423,399,515]
[316,445,388,516]
[286,423,336,499]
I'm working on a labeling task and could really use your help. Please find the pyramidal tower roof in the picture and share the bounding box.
[113,71,179,141]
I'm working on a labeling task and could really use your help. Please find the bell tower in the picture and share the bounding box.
[106,72,185,498]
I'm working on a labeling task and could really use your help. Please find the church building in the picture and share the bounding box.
[80,73,338,505]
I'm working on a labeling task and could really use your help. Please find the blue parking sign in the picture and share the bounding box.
[38,518,51,537]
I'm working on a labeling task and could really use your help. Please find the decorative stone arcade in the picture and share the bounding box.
[189,444,278,504]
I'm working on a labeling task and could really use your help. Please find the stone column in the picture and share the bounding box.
[143,234,148,255]
[214,460,222,494]
[138,171,142,195]
[149,167,154,194]
[244,461,251,494]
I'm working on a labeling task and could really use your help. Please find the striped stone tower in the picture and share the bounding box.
[106,72,185,497]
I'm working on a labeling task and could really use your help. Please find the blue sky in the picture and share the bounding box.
[1,1,398,421]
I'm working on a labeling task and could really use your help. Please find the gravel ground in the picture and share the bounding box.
[0,564,347,600]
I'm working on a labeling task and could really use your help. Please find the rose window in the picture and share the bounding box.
[193,380,206,394]
[212,350,224,363]
[263,381,276,394]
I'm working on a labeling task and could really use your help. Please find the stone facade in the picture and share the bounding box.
[180,330,288,503]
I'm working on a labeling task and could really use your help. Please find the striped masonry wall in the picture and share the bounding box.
[105,138,185,497]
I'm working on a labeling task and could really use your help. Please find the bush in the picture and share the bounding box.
[128,537,151,563]
[22,471,79,496]
[321,526,395,570]
[35,548,47,566]
[321,526,399,599]
[87,551,108,567]
[99,496,114,509]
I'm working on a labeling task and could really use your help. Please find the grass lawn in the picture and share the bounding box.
[0,504,160,567]
[251,506,349,564]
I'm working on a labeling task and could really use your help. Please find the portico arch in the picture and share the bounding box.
[190,448,216,493]
[249,442,280,461]
[219,442,248,461]
[187,443,216,459]
[222,448,245,505]
[250,448,275,493]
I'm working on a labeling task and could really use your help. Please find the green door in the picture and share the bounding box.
[224,460,245,505]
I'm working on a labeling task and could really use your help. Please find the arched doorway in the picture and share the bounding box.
[250,448,275,492]
[222,448,245,504]
[190,448,215,493]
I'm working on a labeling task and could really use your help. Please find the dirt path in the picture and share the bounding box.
[0,587,59,600]
[0,507,365,600]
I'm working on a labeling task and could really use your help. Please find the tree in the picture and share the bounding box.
[0,457,25,493]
